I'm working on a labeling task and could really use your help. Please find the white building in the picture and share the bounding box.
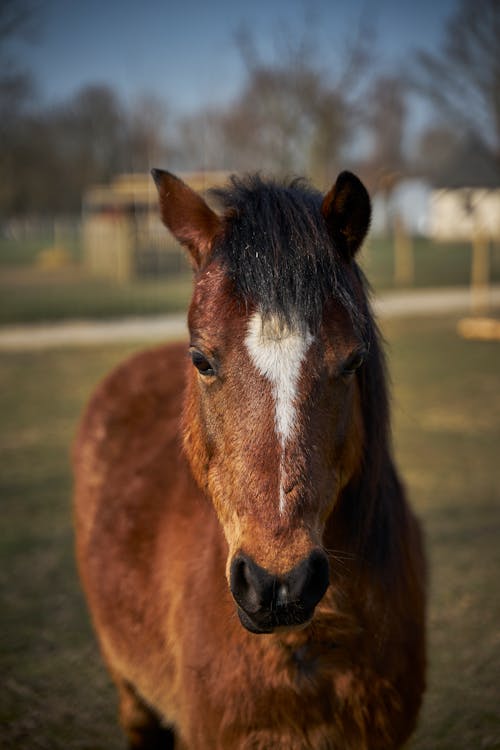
[430,188,500,241]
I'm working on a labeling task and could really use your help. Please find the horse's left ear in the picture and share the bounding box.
[151,169,222,270]
[321,171,371,260]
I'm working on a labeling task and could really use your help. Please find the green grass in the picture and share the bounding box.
[0,230,83,267]
[0,231,192,325]
[1,235,500,325]
[0,269,192,324]
[1,316,499,749]
[360,235,500,290]
[384,317,500,749]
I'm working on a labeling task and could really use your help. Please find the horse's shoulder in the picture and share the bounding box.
[74,340,187,467]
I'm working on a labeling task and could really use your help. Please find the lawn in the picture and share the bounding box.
[1,234,500,325]
[0,268,193,325]
[1,315,499,749]
[362,235,500,290]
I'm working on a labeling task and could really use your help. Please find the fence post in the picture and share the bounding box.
[114,217,134,284]
[83,213,134,283]
[470,231,490,315]
[393,215,414,287]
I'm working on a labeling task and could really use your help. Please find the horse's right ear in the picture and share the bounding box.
[151,169,222,270]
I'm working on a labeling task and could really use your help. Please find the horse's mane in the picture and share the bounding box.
[210,174,402,568]
[210,174,366,337]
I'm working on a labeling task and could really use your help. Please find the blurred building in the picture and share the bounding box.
[83,172,229,281]
[371,179,432,236]
[371,179,500,242]
[429,188,500,241]
[84,173,500,283]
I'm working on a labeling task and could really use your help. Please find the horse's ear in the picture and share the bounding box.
[321,171,371,260]
[151,169,222,270]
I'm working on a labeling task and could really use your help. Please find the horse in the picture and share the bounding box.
[73,169,426,750]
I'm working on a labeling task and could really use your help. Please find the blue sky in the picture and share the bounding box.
[13,0,458,115]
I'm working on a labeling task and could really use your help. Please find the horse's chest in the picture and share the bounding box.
[178,630,401,749]
[189,638,342,727]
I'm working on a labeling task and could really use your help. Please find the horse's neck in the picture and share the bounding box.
[325,452,404,565]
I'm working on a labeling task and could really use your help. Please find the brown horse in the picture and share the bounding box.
[74,170,426,750]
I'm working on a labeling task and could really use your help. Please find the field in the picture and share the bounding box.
[1,314,500,749]
[0,267,193,325]
[1,233,500,324]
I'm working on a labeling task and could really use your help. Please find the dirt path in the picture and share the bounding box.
[1,286,499,351]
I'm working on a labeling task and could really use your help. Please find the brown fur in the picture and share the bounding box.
[74,171,426,749]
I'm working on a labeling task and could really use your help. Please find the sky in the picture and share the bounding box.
[12,0,459,117]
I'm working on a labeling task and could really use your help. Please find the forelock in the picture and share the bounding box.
[210,174,366,336]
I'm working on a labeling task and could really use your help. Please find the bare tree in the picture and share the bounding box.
[0,0,40,120]
[175,20,375,185]
[173,108,229,172]
[46,84,126,208]
[125,93,171,173]
[0,1,41,216]
[0,0,40,46]
[365,75,407,177]
[354,74,409,233]
[220,65,334,177]
[414,124,498,187]
[414,125,460,182]
[411,0,500,175]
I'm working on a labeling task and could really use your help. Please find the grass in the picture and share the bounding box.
[0,345,138,749]
[0,228,82,267]
[0,268,192,325]
[1,234,500,325]
[0,231,192,325]
[362,235,500,290]
[1,315,500,749]
[385,317,500,749]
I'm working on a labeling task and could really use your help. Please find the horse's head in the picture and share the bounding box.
[153,170,372,634]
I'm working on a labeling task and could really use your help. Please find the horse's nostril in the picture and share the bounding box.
[230,554,263,613]
[289,549,330,612]
[230,555,248,594]
[234,557,249,588]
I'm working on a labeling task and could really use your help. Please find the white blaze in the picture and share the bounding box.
[245,312,313,513]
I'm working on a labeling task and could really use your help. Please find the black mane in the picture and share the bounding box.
[210,174,366,337]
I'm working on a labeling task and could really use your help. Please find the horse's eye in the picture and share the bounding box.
[189,348,216,377]
[341,349,366,377]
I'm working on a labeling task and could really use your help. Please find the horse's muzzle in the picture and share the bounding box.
[229,549,330,634]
